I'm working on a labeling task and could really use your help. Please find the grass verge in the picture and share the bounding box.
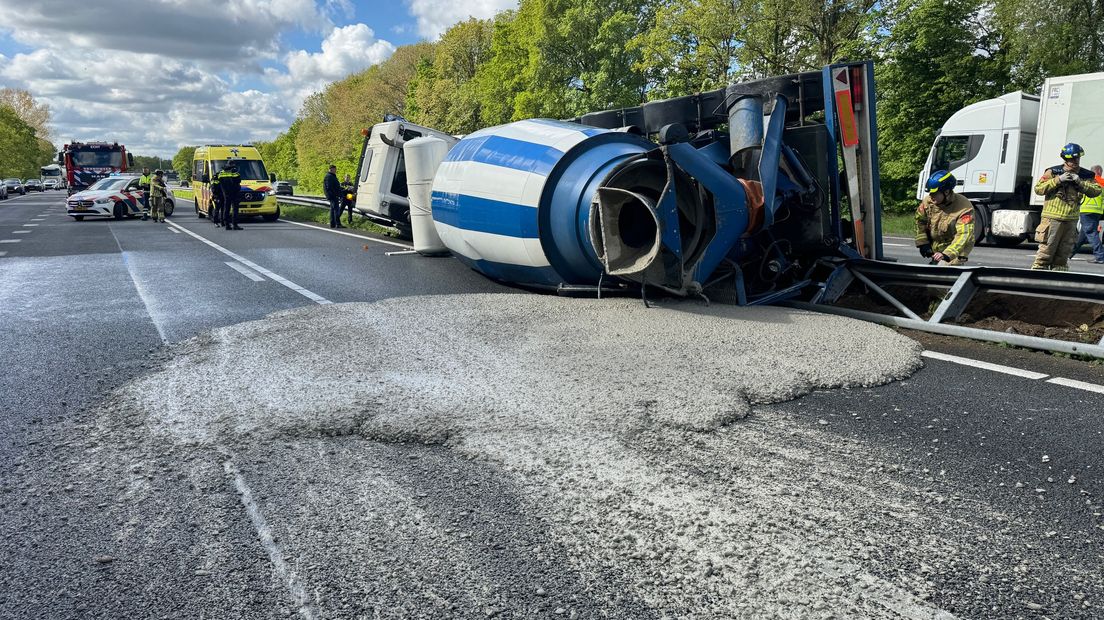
[277,202,399,237]
[881,212,914,237]
[172,188,194,200]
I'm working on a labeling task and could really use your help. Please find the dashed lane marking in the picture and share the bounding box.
[12,230,30,234]
[166,221,331,305]
[921,350,1049,380]
[924,350,1104,393]
[169,227,180,234]
[883,242,908,247]
[0,251,7,257]
[0,239,21,243]
[1045,377,1104,395]
[225,261,265,282]
[23,223,39,227]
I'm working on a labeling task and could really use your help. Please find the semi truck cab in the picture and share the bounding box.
[352,120,457,234]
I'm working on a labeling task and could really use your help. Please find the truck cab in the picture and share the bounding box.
[918,92,1039,244]
[353,120,457,233]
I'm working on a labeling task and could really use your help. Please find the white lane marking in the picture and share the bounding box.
[0,251,7,257]
[1046,377,1104,394]
[921,350,1050,380]
[385,249,418,256]
[883,242,908,247]
[221,454,319,620]
[108,227,169,344]
[225,261,265,282]
[0,239,21,243]
[166,221,331,305]
[12,230,30,234]
[278,218,414,250]
[23,224,39,227]
[169,228,180,234]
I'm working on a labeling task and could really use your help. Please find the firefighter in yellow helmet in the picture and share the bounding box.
[1032,143,1101,270]
[915,170,975,265]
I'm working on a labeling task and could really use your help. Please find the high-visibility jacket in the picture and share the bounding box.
[1080,175,1104,215]
[1035,166,1101,220]
[138,174,151,190]
[915,192,975,260]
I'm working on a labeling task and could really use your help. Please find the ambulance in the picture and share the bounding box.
[191,145,279,221]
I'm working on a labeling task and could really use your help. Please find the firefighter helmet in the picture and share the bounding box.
[925,170,956,195]
[1061,143,1084,160]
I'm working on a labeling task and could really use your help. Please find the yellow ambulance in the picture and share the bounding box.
[191,145,279,221]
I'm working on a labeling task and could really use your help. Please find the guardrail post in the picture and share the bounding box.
[929,272,977,324]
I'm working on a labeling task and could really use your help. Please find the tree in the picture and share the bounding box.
[172,146,197,181]
[994,0,1104,90]
[0,88,51,143]
[408,18,493,133]
[875,0,1009,211]
[0,105,51,179]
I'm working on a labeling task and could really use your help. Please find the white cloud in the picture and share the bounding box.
[405,0,518,39]
[0,1,396,157]
[267,23,396,106]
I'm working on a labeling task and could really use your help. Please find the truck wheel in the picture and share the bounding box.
[973,204,990,245]
[262,207,280,222]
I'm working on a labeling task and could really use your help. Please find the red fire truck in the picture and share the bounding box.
[59,141,135,195]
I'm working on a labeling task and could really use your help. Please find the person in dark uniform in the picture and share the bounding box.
[138,167,151,220]
[217,162,243,230]
[323,164,343,228]
[341,173,355,226]
[207,164,222,226]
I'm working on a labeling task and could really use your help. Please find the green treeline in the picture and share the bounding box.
[204,0,1102,210]
[0,89,55,179]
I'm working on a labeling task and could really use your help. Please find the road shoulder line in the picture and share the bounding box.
[278,218,415,250]
[1045,377,1104,394]
[921,350,1049,379]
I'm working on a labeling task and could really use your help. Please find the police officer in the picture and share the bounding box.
[1032,143,1102,270]
[323,164,343,228]
[149,169,168,223]
[217,162,243,230]
[341,173,355,226]
[138,167,152,220]
[915,170,975,265]
[206,164,222,226]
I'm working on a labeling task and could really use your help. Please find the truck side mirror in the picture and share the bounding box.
[269,173,276,183]
[57,152,63,164]
[127,153,135,167]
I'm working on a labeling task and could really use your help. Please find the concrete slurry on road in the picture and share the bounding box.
[1,192,1103,619]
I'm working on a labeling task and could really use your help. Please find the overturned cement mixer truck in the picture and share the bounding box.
[348,61,881,305]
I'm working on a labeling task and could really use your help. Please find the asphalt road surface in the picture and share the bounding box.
[2,191,1103,619]
[881,235,1104,273]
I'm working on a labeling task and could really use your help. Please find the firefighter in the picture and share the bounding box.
[138,167,152,220]
[915,170,975,265]
[1032,143,1102,270]
[148,169,167,223]
[217,162,242,230]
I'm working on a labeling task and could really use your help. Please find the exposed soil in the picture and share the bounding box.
[837,285,1104,346]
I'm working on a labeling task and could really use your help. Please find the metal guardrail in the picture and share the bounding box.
[276,195,329,208]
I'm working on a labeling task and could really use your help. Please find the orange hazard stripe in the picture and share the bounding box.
[835,90,859,147]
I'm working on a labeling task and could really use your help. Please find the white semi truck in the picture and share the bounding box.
[918,72,1104,246]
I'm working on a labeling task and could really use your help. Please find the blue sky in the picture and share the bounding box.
[0,0,517,157]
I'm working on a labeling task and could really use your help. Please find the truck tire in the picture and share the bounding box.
[262,207,280,222]
[972,203,990,246]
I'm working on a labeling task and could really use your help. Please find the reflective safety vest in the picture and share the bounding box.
[1081,176,1104,215]
[138,174,151,190]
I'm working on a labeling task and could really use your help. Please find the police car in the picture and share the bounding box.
[66,174,175,221]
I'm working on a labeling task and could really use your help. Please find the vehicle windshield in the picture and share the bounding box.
[211,159,268,180]
[4,178,19,183]
[71,149,125,168]
[87,178,131,191]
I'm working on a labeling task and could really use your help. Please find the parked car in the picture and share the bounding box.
[66,175,175,221]
[3,178,25,195]
[24,179,44,192]
[43,179,60,190]
[274,180,293,196]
